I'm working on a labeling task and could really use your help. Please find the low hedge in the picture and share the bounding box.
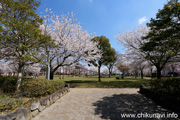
[150,78,180,99]
[0,76,65,97]
[21,78,65,97]
[0,76,17,93]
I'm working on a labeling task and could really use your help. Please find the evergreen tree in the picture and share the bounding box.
[0,0,45,91]
[105,48,116,78]
[141,0,180,79]
[91,36,112,81]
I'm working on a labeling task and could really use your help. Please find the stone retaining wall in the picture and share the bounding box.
[140,85,180,112]
[0,85,70,120]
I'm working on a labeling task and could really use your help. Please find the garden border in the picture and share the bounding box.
[0,84,70,120]
[139,85,180,113]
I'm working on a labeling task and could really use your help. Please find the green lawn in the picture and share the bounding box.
[38,75,151,88]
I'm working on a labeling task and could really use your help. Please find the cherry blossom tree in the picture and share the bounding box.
[40,9,101,79]
[0,61,16,75]
[116,26,149,62]
[23,64,41,76]
[89,67,98,72]
[102,68,109,75]
[110,52,124,75]
[117,62,130,79]
[131,60,149,79]
[0,60,41,76]
[116,26,151,78]
[165,62,180,76]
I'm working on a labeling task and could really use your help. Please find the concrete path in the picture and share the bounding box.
[32,88,176,120]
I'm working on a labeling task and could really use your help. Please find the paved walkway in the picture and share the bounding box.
[32,88,176,120]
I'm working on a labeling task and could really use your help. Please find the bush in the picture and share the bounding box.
[150,78,180,98]
[0,76,65,97]
[0,76,17,93]
[20,78,64,97]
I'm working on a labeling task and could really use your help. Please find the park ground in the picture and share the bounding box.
[38,75,151,88]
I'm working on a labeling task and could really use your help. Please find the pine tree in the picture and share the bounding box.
[91,36,112,81]
[105,48,116,78]
[0,0,45,91]
[141,0,180,79]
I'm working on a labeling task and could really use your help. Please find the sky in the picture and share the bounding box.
[38,0,167,53]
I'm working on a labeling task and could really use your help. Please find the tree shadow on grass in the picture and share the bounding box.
[65,80,150,88]
[65,80,98,83]
[92,94,179,120]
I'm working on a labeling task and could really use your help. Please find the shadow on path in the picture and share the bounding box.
[93,94,178,120]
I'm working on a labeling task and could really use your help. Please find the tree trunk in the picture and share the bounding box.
[150,68,153,76]
[135,71,138,79]
[172,66,175,77]
[140,69,144,79]
[121,72,124,79]
[157,67,162,79]
[50,71,54,80]
[98,65,101,82]
[108,67,111,78]
[16,65,23,92]
[59,67,61,79]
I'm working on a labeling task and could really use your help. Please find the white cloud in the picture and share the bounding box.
[138,17,147,25]
[89,0,93,3]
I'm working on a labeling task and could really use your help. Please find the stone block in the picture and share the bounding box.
[39,106,46,112]
[15,113,25,120]
[15,107,31,120]
[0,114,7,120]
[40,96,50,106]
[47,100,50,107]
[5,111,17,120]
[0,87,70,120]
[0,107,31,120]
[31,109,39,118]
[49,95,53,105]
[30,101,40,111]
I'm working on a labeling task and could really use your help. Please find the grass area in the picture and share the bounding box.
[0,91,35,113]
[38,75,151,88]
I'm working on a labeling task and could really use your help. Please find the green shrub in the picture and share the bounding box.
[0,76,17,93]
[150,78,180,98]
[0,76,65,97]
[20,78,64,97]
